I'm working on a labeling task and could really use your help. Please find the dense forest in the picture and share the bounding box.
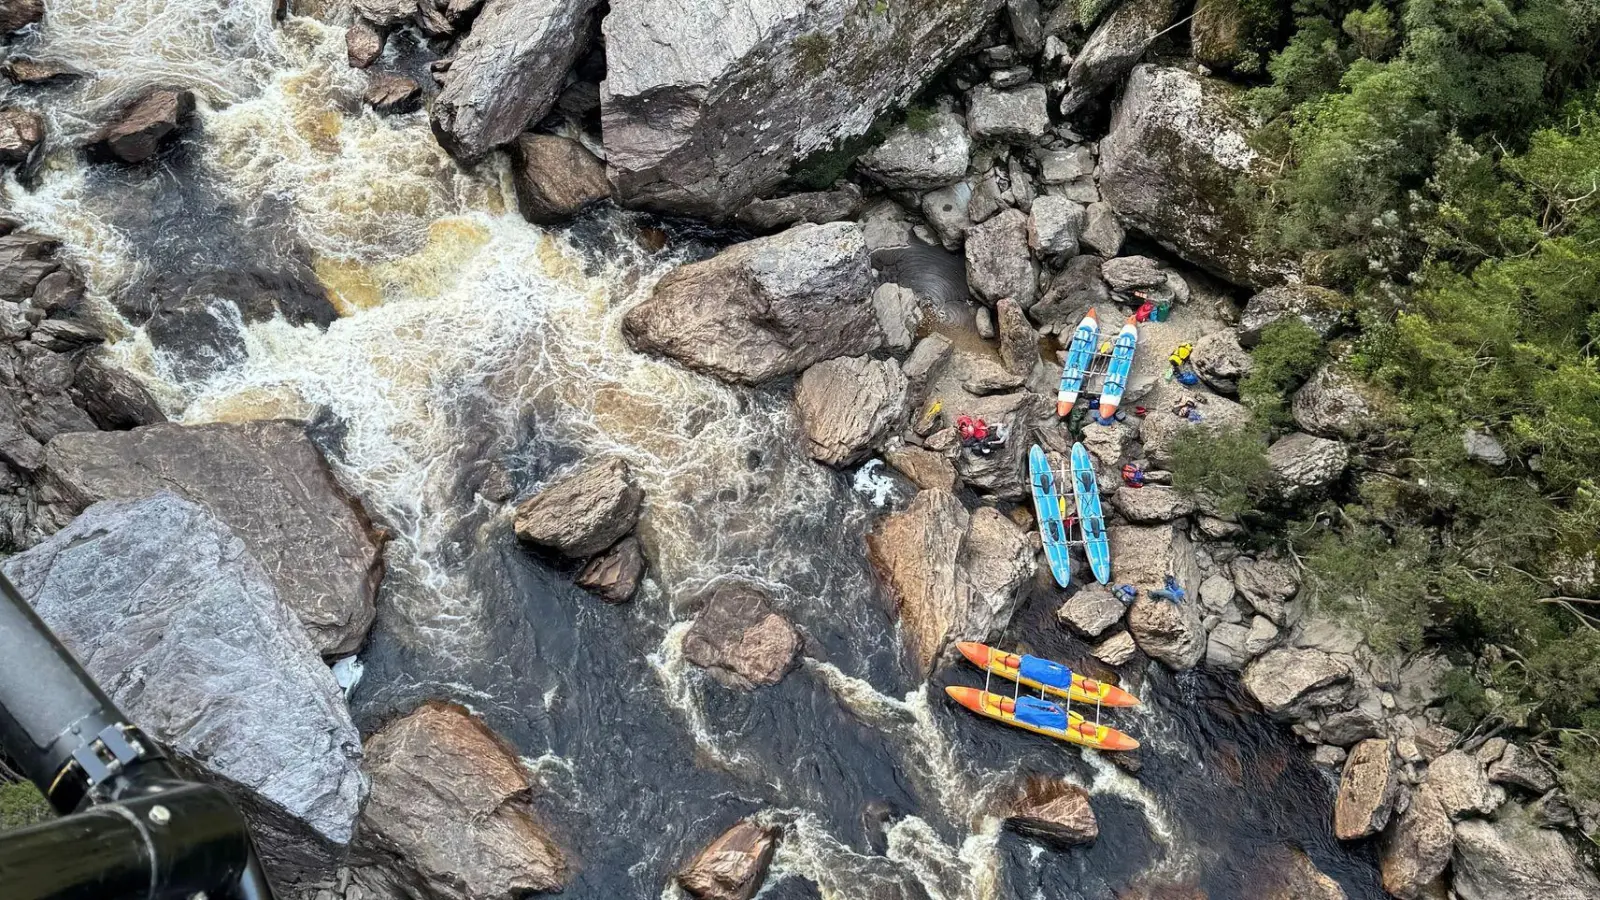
[1175,0,1600,818]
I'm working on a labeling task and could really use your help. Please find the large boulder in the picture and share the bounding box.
[858,111,971,190]
[576,535,648,603]
[794,356,908,466]
[1229,556,1299,626]
[1116,523,1204,669]
[678,819,779,900]
[4,495,365,878]
[1256,847,1347,900]
[509,134,612,224]
[0,106,43,169]
[1113,485,1195,523]
[965,208,1037,306]
[1238,284,1346,346]
[959,506,1035,641]
[1098,65,1292,289]
[1057,583,1126,638]
[512,457,644,558]
[1242,647,1352,719]
[622,222,880,383]
[430,0,603,160]
[1266,432,1348,498]
[601,0,1003,216]
[1335,739,1397,840]
[1451,808,1600,900]
[1292,362,1381,441]
[1424,751,1502,821]
[1002,776,1098,847]
[1137,386,1252,467]
[88,89,195,164]
[866,488,970,676]
[40,421,384,656]
[1380,786,1453,900]
[967,83,1051,142]
[1059,0,1180,115]
[352,702,568,899]
[1191,330,1252,394]
[1484,742,1556,794]
[682,581,800,689]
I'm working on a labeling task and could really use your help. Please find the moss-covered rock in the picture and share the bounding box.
[1190,0,1283,73]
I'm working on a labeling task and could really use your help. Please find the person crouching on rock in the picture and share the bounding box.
[957,414,1007,456]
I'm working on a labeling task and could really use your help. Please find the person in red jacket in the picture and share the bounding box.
[956,414,1007,456]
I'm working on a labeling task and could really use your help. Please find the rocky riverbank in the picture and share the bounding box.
[2,0,1596,897]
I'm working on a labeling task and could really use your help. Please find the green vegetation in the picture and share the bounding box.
[1239,320,1327,427]
[1170,425,1275,519]
[0,780,50,830]
[902,104,937,133]
[794,32,833,80]
[1237,0,1600,814]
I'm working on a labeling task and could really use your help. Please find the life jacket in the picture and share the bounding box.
[957,415,990,441]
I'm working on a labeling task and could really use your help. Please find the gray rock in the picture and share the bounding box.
[345,20,386,68]
[960,356,1026,395]
[678,819,779,900]
[921,182,975,249]
[1191,330,1252,394]
[1029,195,1085,258]
[1098,65,1293,288]
[903,333,955,395]
[961,506,1035,641]
[1319,706,1383,747]
[967,83,1051,142]
[682,581,800,689]
[576,535,647,603]
[885,446,957,492]
[872,283,924,352]
[0,106,44,169]
[1230,557,1299,625]
[1005,0,1045,55]
[975,306,997,339]
[29,318,102,351]
[1243,615,1279,656]
[1293,362,1381,440]
[28,268,85,316]
[1080,202,1125,257]
[509,134,611,224]
[1,56,87,86]
[352,702,568,900]
[623,222,880,384]
[996,298,1038,377]
[965,208,1037,306]
[1138,387,1252,467]
[1029,254,1107,331]
[967,174,1006,223]
[1314,744,1348,768]
[0,230,59,302]
[990,66,1033,89]
[1112,484,1195,523]
[41,422,384,656]
[1425,751,1502,820]
[794,355,909,466]
[1057,583,1126,638]
[1452,807,1600,900]
[69,354,167,431]
[363,72,421,114]
[1206,621,1250,670]
[1380,786,1453,900]
[1266,432,1349,498]
[1004,776,1098,848]
[1100,254,1166,291]
[4,495,365,877]
[89,89,195,164]
[1053,177,1101,203]
[859,112,972,190]
[1463,430,1508,467]
[0,0,43,35]
[354,0,415,27]
[513,457,644,558]
[602,0,1002,216]
[1059,0,1179,115]
[1199,572,1236,614]
[1238,284,1347,346]
[736,184,863,232]
[1336,739,1397,840]
[1243,647,1352,719]
[1117,522,1204,668]
[431,0,602,159]
[1036,145,1095,183]
[1092,630,1137,666]
[1485,743,1556,794]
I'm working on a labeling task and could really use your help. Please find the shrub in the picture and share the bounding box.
[1239,319,1328,428]
[1170,425,1274,519]
[0,780,50,830]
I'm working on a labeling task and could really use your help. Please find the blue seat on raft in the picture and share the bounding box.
[1018,655,1074,691]
[1014,696,1068,731]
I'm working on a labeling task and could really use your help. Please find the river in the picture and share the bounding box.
[1,3,1387,897]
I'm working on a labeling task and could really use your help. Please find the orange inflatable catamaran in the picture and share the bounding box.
[956,642,1140,707]
[945,686,1141,751]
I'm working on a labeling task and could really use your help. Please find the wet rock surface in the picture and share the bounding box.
[0,106,44,168]
[1002,776,1098,847]
[88,88,195,163]
[41,421,384,656]
[682,581,800,689]
[4,494,365,880]
[352,701,569,899]
[575,535,647,603]
[866,488,970,675]
[677,819,779,900]
[430,0,602,160]
[601,0,1002,216]
[623,222,880,384]
[513,457,644,558]
[510,134,611,225]
[795,355,908,467]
